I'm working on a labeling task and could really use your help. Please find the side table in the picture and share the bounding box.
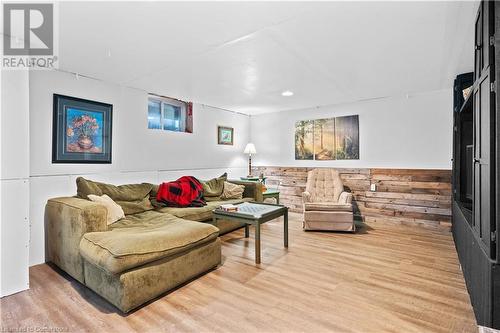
[262,189,280,204]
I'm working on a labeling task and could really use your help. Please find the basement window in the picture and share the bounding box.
[147,95,193,133]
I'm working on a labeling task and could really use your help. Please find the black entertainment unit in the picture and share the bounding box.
[452,0,500,328]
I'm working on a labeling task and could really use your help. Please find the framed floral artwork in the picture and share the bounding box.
[52,94,113,163]
[217,126,234,145]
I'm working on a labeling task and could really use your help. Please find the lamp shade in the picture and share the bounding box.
[244,143,257,154]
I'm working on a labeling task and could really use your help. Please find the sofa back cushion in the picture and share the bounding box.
[76,177,154,215]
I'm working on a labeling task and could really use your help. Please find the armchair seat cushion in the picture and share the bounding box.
[80,211,219,274]
[304,202,352,212]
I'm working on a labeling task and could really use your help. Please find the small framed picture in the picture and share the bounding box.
[52,94,113,163]
[217,126,234,145]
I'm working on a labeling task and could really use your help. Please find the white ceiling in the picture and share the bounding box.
[55,1,477,114]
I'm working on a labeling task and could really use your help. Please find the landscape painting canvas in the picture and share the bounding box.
[295,120,314,160]
[53,94,112,163]
[314,118,335,160]
[335,115,359,160]
[294,115,359,160]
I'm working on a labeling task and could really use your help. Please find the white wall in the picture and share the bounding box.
[28,70,250,266]
[250,89,453,169]
[1,69,30,297]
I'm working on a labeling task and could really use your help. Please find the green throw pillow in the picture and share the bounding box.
[202,173,227,198]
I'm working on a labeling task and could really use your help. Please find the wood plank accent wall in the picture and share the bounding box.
[253,167,452,229]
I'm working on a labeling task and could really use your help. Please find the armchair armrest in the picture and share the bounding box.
[338,192,353,204]
[227,180,264,202]
[302,191,312,203]
[45,197,108,283]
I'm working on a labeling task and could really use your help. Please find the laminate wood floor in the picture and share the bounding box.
[1,213,477,333]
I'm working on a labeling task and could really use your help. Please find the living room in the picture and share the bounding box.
[1,1,498,332]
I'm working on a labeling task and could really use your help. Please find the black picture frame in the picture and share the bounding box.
[52,94,113,163]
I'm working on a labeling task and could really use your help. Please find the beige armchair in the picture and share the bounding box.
[302,169,355,232]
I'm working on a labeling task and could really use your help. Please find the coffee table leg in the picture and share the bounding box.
[255,221,261,264]
[245,224,249,238]
[284,210,288,248]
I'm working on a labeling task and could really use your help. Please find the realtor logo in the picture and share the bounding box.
[2,3,57,69]
[4,3,53,55]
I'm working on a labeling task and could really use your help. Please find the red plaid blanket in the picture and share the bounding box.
[156,176,206,207]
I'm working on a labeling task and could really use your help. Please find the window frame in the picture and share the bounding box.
[147,95,188,132]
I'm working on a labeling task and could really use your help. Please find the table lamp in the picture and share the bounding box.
[244,143,257,177]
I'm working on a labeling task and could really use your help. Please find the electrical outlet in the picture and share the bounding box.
[370,183,376,192]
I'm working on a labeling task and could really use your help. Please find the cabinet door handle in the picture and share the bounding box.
[474,158,480,163]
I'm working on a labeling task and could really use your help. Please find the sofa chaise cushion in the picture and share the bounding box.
[156,197,254,221]
[79,211,219,275]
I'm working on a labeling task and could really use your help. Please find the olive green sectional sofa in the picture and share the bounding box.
[46,177,263,313]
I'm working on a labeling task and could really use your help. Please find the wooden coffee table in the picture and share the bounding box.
[212,202,288,264]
